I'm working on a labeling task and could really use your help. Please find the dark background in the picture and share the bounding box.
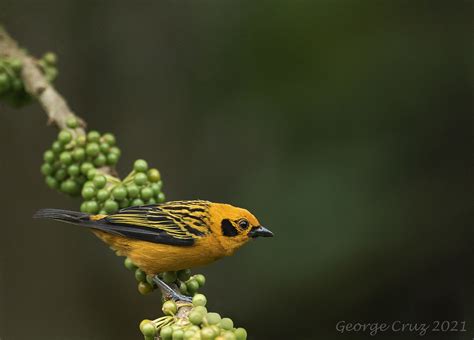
[0,1,472,339]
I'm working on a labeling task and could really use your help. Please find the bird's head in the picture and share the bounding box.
[209,203,273,253]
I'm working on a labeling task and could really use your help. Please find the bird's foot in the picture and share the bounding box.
[153,275,192,303]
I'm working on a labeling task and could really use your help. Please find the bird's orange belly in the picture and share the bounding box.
[93,230,226,274]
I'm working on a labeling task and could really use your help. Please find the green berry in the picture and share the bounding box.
[45,66,58,82]
[211,325,220,336]
[132,198,144,206]
[86,201,99,214]
[200,327,215,340]
[183,330,196,339]
[146,198,156,205]
[194,274,206,287]
[219,318,234,331]
[54,168,67,181]
[106,152,119,165]
[112,186,127,200]
[67,164,80,177]
[87,130,101,143]
[59,151,72,165]
[193,306,207,315]
[86,142,100,157]
[192,293,207,307]
[99,142,110,153]
[158,192,166,203]
[134,173,148,186]
[93,175,106,189]
[189,311,204,325]
[93,153,107,167]
[140,187,153,200]
[119,198,131,208]
[139,319,151,333]
[80,201,88,212]
[127,184,139,198]
[179,281,188,295]
[58,130,72,144]
[135,268,146,282]
[160,326,173,340]
[80,162,94,175]
[76,135,87,146]
[146,274,155,286]
[134,159,148,172]
[138,281,153,295]
[51,141,63,153]
[10,59,22,72]
[151,182,162,195]
[72,147,86,161]
[109,146,121,157]
[102,133,116,146]
[81,186,96,200]
[45,176,58,189]
[87,169,97,180]
[147,168,161,182]
[43,52,57,65]
[186,279,199,295]
[172,329,184,340]
[66,116,78,128]
[96,189,109,202]
[204,313,221,325]
[104,199,119,213]
[11,77,22,91]
[140,321,156,337]
[0,76,9,93]
[83,181,94,188]
[60,180,78,194]
[43,150,55,163]
[177,269,192,282]
[162,300,177,315]
[162,271,177,284]
[41,163,53,176]
[234,328,247,340]
[188,326,201,333]
[0,73,9,92]
[124,257,137,271]
[221,332,236,340]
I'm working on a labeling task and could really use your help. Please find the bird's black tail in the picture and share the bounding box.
[33,208,92,225]
[33,208,177,244]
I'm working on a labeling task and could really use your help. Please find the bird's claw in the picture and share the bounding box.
[153,275,192,303]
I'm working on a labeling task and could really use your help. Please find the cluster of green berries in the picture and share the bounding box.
[0,52,57,107]
[39,120,246,338]
[41,119,121,197]
[140,294,247,340]
[79,159,164,215]
[123,258,203,297]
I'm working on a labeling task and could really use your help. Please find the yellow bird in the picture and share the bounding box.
[34,200,273,300]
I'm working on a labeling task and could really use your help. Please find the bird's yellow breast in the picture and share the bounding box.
[93,230,232,274]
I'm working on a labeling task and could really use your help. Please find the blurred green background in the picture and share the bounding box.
[0,1,472,339]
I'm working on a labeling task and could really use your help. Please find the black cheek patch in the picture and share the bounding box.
[221,219,239,237]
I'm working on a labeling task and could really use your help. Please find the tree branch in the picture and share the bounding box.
[0,26,122,176]
[0,25,85,132]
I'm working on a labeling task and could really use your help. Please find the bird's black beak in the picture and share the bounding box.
[249,225,274,238]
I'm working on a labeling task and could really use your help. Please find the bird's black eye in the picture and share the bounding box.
[238,219,249,229]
